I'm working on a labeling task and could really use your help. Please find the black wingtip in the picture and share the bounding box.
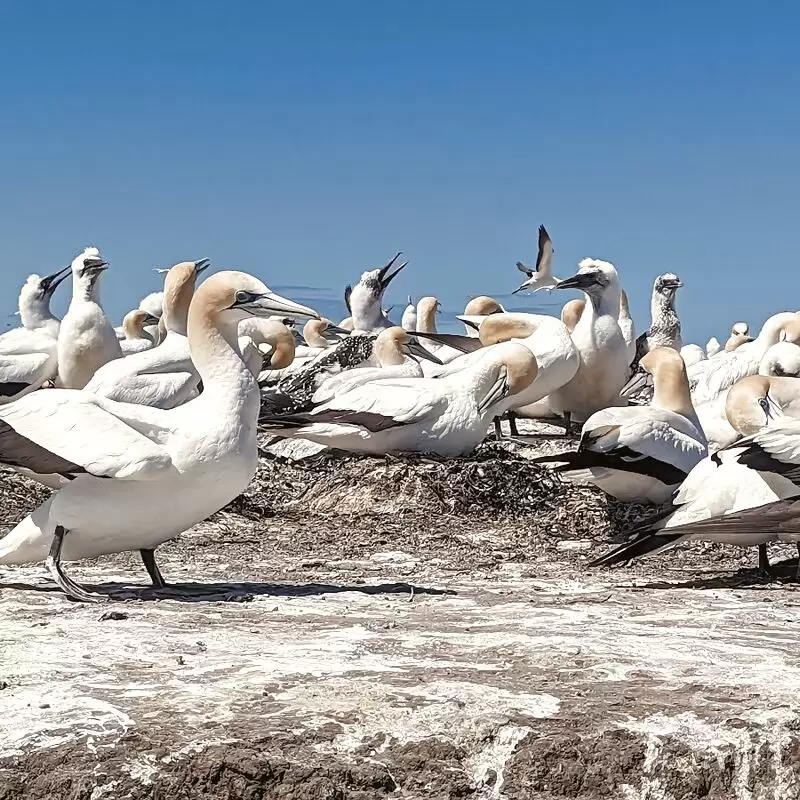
[589,532,684,568]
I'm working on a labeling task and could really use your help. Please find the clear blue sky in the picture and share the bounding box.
[1,1,797,341]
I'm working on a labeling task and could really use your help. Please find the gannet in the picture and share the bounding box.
[401,296,417,332]
[0,271,319,601]
[115,290,164,342]
[119,310,160,355]
[548,259,629,428]
[260,341,538,457]
[618,290,637,365]
[513,225,560,293]
[590,419,800,574]
[346,252,406,332]
[724,322,751,352]
[458,296,506,337]
[338,316,355,331]
[294,318,347,358]
[413,296,463,363]
[680,344,706,368]
[534,347,707,502]
[706,337,721,358]
[686,312,798,407]
[84,259,211,409]
[56,247,122,389]
[632,273,683,368]
[559,299,585,333]
[237,318,297,377]
[0,266,72,403]
[312,327,434,403]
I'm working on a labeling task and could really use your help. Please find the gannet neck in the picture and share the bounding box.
[754,312,798,347]
[162,262,199,336]
[373,327,406,367]
[759,341,800,378]
[416,297,439,334]
[71,273,102,304]
[645,347,696,418]
[303,319,330,348]
[479,314,535,345]
[619,289,631,319]
[18,283,55,331]
[725,375,772,435]
[560,299,585,333]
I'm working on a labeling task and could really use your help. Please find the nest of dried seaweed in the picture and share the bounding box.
[0,469,51,530]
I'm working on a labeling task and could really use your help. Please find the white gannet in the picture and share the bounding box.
[414,296,464,363]
[534,347,707,502]
[401,296,417,332]
[260,342,538,457]
[548,259,629,428]
[57,247,122,389]
[559,298,585,333]
[237,318,297,377]
[346,252,407,333]
[706,337,721,358]
[119,310,160,355]
[680,344,706,368]
[115,290,164,342]
[590,419,800,574]
[293,318,347,359]
[338,316,355,331]
[632,273,683,366]
[686,312,798,407]
[458,296,506,337]
[312,327,434,403]
[0,271,319,601]
[84,259,210,409]
[618,290,637,365]
[724,322,751,352]
[0,266,72,403]
[513,225,560,294]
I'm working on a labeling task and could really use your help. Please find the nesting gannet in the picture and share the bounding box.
[632,273,683,368]
[411,296,463,363]
[618,290,637,365]
[706,337,722,358]
[590,420,800,573]
[458,296,506,337]
[116,290,164,342]
[534,348,707,502]
[680,344,706,368]
[312,327,435,403]
[0,271,319,601]
[548,259,629,428]
[119,310,160,355]
[559,299,585,333]
[295,318,347,356]
[237,318,297,377]
[260,341,538,457]
[686,312,798,407]
[346,252,406,332]
[725,322,751,352]
[56,247,122,389]
[513,225,560,294]
[84,259,211,409]
[401,296,417,332]
[0,266,72,402]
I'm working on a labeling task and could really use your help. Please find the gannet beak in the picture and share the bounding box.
[240,291,319,320]
[511,282,529,295]
[405,339,443,364]
[41,264,73,295]
[378,253,407,289]
[555,273,595,291]
[477,371,510,416]
[620,368,652,398]
[195,258,212,274]
[84,259,109,275]
[142,312,161,327]
[325,324,350,336]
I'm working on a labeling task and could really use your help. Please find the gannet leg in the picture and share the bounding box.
[45,525,106,603]
[795,543,800,581]
[493,417,503,439]
[140,548,166,589]
[507,412,519,437]
[757,543,772,576]
[563,411,572,436]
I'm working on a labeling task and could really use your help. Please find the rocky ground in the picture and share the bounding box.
[1,425,800,799]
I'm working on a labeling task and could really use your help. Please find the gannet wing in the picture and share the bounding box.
[535,224,553,275]
[516,261,533,277]
[0,352,52,396]
[0,328,41,357]
[0,390,173,479]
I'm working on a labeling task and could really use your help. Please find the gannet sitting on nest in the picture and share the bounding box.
[533,347,707,502]
[0,266,72,403]
[512,225,560,294]
[57,247,122,389]
[260,342,538,457]
[0,272,319,602]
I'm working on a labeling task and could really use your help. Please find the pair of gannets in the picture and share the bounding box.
[0,272,319,601]
[0,266,72,403]
[260,341,538,457]
[535,348,708,502]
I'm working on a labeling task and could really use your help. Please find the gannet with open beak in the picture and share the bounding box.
[346,252,406,333]
[590,418,800,574]
[260,342,538,457]
[0,266,72,403]
[56,247,122,389]
[725,322,751,352]
[534,347,707,502]
[84,259,211,408]
[0,272,319,602]
[119,310,160,355]
[549,259,629,427]
[632,273,683,368]
[513,225,560,294]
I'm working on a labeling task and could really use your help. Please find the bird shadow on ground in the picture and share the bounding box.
[630,561,800,591]
[0,579,457,604]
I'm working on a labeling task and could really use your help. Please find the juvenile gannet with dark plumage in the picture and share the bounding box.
[260,342,538,457]
[513,225,560,294]
[0,271,319,602]
[56,247,122,389]
[632,273,683,367]
[346,252,406,333]
[0,266,72,402]
[549,259,629,427]
[534,347,707,502]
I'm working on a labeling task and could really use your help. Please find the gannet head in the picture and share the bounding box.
[71,246,108,279]
[20,265,72,306]
[731,322,749,336]
[555,258,619,300]
[476,342,538,416]
[725,375,781,435]
[478,314,535,345]
[464,296,504,316]
[622,346,688,405]
[357,252,407,297]
[122,309,160,340]
[654,273,683,297]
[759,341,800,378]
[238,318,297,370]
[417,296,441,317]
[374,326,442,365]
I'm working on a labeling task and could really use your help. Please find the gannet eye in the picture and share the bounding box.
[234,290,258,306]
[758,397,770,414]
